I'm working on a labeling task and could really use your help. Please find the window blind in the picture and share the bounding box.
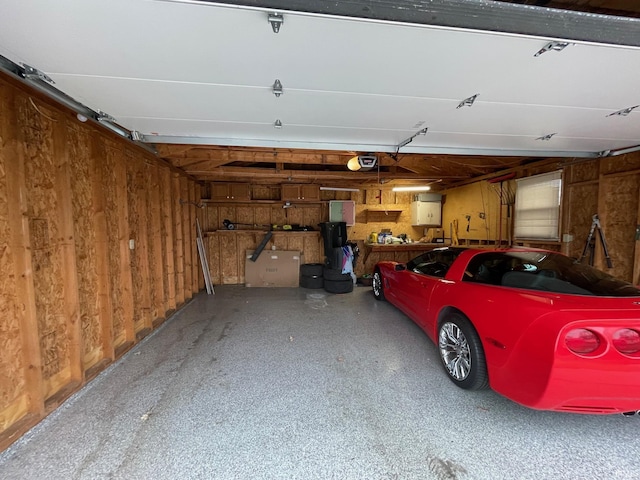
[514,170,562,241]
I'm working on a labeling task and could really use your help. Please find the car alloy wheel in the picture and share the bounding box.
[372,269,385,301]
[437,314,488,390]
[439,322,471,381]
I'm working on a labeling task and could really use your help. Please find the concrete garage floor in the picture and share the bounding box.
[1,286,639,480]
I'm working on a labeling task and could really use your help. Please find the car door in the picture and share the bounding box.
[401,251,454,326]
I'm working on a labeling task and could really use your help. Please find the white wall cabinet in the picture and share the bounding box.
[411,201,441,226]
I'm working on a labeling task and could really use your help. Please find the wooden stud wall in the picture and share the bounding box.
[0,74,202,451]
[563,155,640,284]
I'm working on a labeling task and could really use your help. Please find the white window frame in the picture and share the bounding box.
[514,170,562,241]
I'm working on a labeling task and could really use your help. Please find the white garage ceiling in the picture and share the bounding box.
[1,0,640,163]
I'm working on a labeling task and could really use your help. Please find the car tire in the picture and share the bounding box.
[323,267,351,282]
[323,278,354,294]
[438,313,488,390]
[300,274,323,289]
[372,268,385,301]
[300,263,324,277]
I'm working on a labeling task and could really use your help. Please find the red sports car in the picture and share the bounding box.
[372,247,640,414]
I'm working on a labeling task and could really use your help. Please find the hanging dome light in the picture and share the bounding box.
[347,156,361,171]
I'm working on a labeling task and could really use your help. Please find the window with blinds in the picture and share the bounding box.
[514,170,562,241]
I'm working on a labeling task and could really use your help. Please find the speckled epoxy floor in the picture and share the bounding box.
[1,286,639,480]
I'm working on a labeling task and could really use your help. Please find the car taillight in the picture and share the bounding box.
[612,329,640,355]
[565,329,600,354]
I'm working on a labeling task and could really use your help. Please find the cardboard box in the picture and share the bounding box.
[245,250,301,287]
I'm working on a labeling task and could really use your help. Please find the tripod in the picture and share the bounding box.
[578,214,613,268]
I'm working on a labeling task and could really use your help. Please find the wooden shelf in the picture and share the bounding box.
[365,209,403,223]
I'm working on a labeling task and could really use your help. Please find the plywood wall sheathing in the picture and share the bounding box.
[127,151,152,337]
[0,73,202,450]
[181,177,193,302]
[0,83,44,447]
[160,167,176,313]
[172,174,185,306]
[146,162,165,325]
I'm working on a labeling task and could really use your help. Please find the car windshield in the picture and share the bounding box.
[463,251,640,297]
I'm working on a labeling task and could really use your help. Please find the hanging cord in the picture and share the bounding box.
[29,97,58,122]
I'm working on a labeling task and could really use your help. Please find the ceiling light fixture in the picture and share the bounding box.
[607,105,639,117]
[534,41,571,57]
[268,13,283,33]
[274,119,283,128]
[272,79,283,97]
[457,94,479,109]
[392,186,432,192]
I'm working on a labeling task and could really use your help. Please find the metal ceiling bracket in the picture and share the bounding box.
[21,63,55,84]
[397,127,429,150]
[131,131,146,142]
[96,110,117,123]
[268,12,283,33]
[457,94,479,109]
[536,133,557,141]
[534,41,571,57]
[606,105,639,117]
[274,119,283,128]
[272,79,283,97]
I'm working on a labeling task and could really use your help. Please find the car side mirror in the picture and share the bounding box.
[394,264,406,272]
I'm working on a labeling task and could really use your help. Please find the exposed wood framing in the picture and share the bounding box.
[0,73,202,451]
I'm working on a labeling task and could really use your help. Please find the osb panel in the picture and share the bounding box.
[271,206,286,226]
[235,232,257,283]
[67,124,101,366]
[0,94,26,415]
[204,204,219,232]
[600,153,640,176]
[18,97,70,389]
[102,145,126,344]
[206,235,221,285]
[236,206,254,225]
[602,173,640,282]
[284,206,304,225]
[566,160,599,184]
[286,235,305,255]
[254,206,271,228]
[564,183,599,260]
[126,156,145,331]
[303,235,322,263]
[365,189,382,205]
[218,205,236,230]
[159,168,171,304]
[303,206,322,227]
[442,182,503,243]
[251,185,279,200]
[146,162,161,320]
[220,233,238,284]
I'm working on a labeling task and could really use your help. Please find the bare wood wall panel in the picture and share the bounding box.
[147,162,165,324]
[601,173,640,281]
[89,138,114,370]
[0,73,201,450]
[181,177,193,301]
[67,124,103,371]
[563,183,599,260]
[0,84,44,445]
[17,96,76,401]
[160,167,176,312]
[173,174,185,306]
[127,152,152,335]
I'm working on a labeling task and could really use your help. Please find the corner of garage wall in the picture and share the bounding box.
[0,72,203,451]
